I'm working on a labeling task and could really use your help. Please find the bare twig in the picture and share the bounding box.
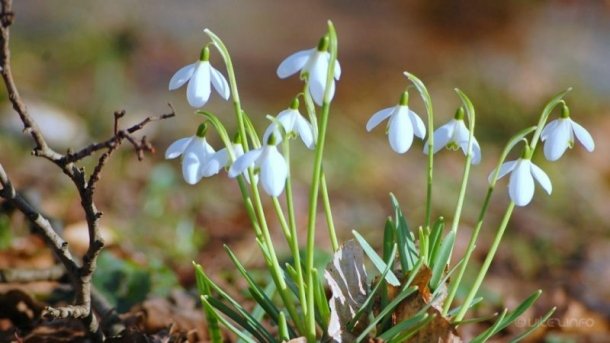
[0,0,174,340]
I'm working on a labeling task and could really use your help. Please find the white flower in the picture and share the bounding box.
[228,143,288,197]
[263,108,315,149]
[490,159,552,206]
[277,46,341,106]
[366,104,426,154]
[165,136,222,185]
[423,118,481,164]
[541,117,594,161]
[169,48,230,108]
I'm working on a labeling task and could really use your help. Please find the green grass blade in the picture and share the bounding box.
[206,296,273,343]
[390,194,418,272]
[193,263,223,343]
[348,244,397,330]
[428,217,445,265]
[353,230,400,286]
[383,217,395,263]
[509,307,556,343]
[200,295,257,343]
[355,286,418,342]
[472,309,508,343]
[429,231,456,290]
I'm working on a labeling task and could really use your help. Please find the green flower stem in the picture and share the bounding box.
[204,29,250,152]
[271,198,292,243]
[444,125,537,317]
[404,72,435,246]
[443,186,492,316]
[305,21,338,342]
[282,138,308,314]
[455,201,515,322]
[204,31,304,332]
[320,171,339,251]
[248,171,304,333]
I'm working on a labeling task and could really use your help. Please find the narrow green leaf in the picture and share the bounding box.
[225,246,281,325]
[472,309,508,343]
[378,302,430,341]
[428,217,445,265]
[193,263,223,343]
[383,217,395,263]
[278,312,290,341]
[387,314,435,343]
[355,286,418,342]
[348,244,397,330]
[353,230,400,286]
[390,193,418,272]
[430,230,456,290]
[312,268,330,330]
[496,290,543,334]
[206,296,273,343]
[448,297,483,318]
[509,307,556,343]
[200,295,257,343]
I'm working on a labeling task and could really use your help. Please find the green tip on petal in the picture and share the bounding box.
[454,107,465,121]
[232,132,242,144]
[290,97,300,110]
[196,123,208,137]
[399,91,409,106]
[199,46,210,61]
[317,35,330,52]
[560,101,570,119]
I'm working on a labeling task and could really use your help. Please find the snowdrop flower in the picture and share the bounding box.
[490,152,552,206]
[165,131,223,185]
[423,107,481,164]
[540,103,594,161]
[228,135,288,197]
[366,92,426,154]
[263,99,315,149]
[169,46,230,108]
[277,36,341,106]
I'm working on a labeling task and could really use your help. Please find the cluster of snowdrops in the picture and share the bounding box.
[163,22,594,343]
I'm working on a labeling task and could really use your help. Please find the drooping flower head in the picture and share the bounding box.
[169,46,230,108]
[165,123,223,185]
[277,35,341,106]
[263,98,315,149]
[541,102,594,161]
[424,107,481,164]
[490,146,552,206]
[228,132,288,197]
[366,91,426,154]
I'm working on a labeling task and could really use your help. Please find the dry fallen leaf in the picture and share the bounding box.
[324,239,369,342]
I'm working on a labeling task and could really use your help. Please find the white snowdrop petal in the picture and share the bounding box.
[388,108,413,154]
[540,119,559,141]
[426,121,453,154]
[408,109,427,139]
[295,115,315,149]
[228,149,262,178]
[210,65,231,100]
[260,147,288,197]
[366,107,394,132]
[182,153,202,185]
[168,63,196,90]
[469,138,482,165]
[186,62,212,108]
[277,49,313,78]
[165,137,193,159]
[334,60,341,80]
[490,160,517,184]
[543,120,571,161]
[570,120,595,152]
[530,163,552,195]
[211,148,230,168]
[509,161,535,206]
[200,158,222,177]
[454,120,470,143]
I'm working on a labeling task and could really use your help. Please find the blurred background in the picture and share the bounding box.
[1,0,609,340]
